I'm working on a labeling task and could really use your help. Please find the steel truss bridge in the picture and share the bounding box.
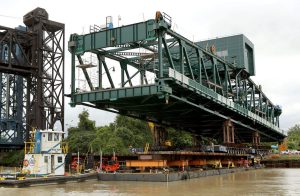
[69,12,285,143]
[0,8,64,149]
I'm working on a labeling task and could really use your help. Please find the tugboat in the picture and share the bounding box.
[22,129,67,176]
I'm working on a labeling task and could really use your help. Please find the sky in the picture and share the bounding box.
[1,0,299,132]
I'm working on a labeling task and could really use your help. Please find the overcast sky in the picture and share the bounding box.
[1,0,299,132]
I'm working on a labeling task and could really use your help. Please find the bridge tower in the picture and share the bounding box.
[0,8,64,149]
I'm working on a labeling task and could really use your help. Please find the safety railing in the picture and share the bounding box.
[24,141,35,154]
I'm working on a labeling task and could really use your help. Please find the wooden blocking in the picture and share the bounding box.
[125,160,167,168]
[189,159,207,166]
[167,160,189,167]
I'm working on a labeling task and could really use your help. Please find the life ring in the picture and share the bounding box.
[23,159,29,167]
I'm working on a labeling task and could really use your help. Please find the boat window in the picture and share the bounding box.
[54,133,59,141]
[44,156,48,163]
[58,156,62,163]
[48,133,53,141]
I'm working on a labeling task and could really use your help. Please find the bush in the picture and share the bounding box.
[0,150,24,167]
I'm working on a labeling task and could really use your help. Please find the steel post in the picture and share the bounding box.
[158,31,163,78]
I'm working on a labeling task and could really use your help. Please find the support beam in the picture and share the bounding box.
[162,37,175,69]
[149,123,168,146]
[124,66,133,87]
[183,46,195,80]
[223,119,235,144]
[97,54,103,89]
[252,131,261,146]
[101,58,115,88]
[77,55,94,91]
[158,31,163,78]
[179,40,184,75]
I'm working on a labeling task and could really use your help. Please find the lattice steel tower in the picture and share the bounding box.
[0,8,64,149]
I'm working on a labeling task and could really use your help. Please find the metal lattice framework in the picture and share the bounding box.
[0,74,25,146]
[69,12,284,142]
[0,25,33,148]
[25,12,65,133]
[0,8,64,149]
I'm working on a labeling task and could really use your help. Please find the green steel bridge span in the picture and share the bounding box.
[68,12,285,143]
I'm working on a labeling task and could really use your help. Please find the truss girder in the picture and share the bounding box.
[69,13,284,142]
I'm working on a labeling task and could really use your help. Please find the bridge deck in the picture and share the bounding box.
[73,72,284,142]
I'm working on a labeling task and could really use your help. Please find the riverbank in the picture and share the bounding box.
[262,154,300,168]
[262,160,300,168]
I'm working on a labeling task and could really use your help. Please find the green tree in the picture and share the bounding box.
[67,109,96,153]
[69,112,216,155]
[167,128,193,147]
[0,150,24,166]
[90,126,128,155]
[89,115,153,155]
[287,124,300,150]
[78,109,96,131]
[115,115,153,148]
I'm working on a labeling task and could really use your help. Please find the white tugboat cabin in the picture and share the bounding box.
[22,129,67,176]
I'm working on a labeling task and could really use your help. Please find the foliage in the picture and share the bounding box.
[0,150,24,166]
[265,154,300,161]
[90,126,128,155]
[287,124,300,150]
[67,110,229,155]
[90,116,153,155]
[167,128,193,147]
[78,110,96,131]
[67,111,152,155]
[66,109,97,153]
[260,142,278,146]
[115,115,153,147]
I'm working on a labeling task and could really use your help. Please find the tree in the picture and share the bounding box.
[167,128,193,147]
[78,109,96,131]
[90,126,128,155]
[287,124,300,150]
[115,115,153,148]
[67,109,97,153]
[0,150,24,166]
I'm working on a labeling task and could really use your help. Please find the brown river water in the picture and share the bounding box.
[1,169,300,196]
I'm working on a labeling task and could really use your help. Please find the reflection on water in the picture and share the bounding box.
[1,169,300,196]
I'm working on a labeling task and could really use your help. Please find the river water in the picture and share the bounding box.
[1,169,300,196]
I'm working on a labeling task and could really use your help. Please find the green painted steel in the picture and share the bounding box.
[72,20,156,55]
[71,70,282,137]
[68,12,284,142]
[73,85,161,103]
[197,34,255,76]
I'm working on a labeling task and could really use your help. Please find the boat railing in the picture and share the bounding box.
[24,141,35,154]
